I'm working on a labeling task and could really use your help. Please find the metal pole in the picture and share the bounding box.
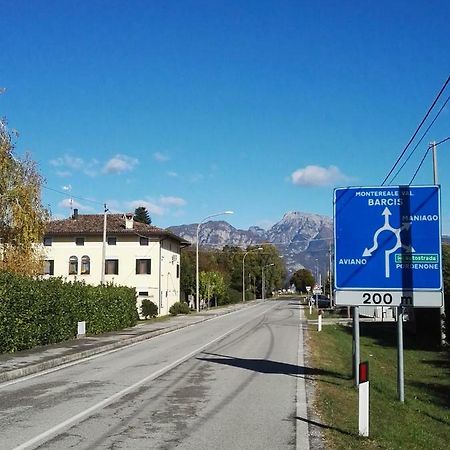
[431,141,438,185]
[431,141,446,346]
[262,267,265,300]
[196,223,200,313]
[195,211,234,313]
[101,204,107,284]
[397,306,405,402]
[329,244,332,301]
[354,306,360,386]
[242,252,247,302]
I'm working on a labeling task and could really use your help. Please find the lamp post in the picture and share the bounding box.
[262,263,275,300]
[196,210,234,313]
[242,247,263,302]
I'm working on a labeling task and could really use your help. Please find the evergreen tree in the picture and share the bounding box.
[134,206,152,224]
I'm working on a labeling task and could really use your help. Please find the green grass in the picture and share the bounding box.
[308,322,449,450]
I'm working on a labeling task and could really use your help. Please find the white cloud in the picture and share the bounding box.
[159,196,187,207]
[58,198,93,212]
[153,152,169,162]
[56,170,72,178]
[50,155,84,170]
[103,154,138,174]
[166,171,178,177]
[290,165,348,187]
[50,154,99,177]
[126,200,164,216]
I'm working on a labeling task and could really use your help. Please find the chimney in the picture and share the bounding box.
[124,212,134,229]
[72,208,79,219]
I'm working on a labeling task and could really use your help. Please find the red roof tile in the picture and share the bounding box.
[45,214,190,245]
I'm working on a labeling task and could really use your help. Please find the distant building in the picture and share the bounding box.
[42,209,190,316]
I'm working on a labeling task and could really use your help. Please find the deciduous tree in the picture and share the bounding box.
[0,119,49,275]
[290,268,315,293]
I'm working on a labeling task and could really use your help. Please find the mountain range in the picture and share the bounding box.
[169,211,333,277]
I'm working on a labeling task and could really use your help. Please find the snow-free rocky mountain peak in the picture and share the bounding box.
[168,211,333,276]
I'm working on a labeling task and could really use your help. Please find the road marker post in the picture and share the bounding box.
[358,361,369,437]
[318,310,322,331]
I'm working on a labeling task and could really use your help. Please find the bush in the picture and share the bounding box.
[0,272,138,353]
[141,299,158,319]
[169,301,190,316]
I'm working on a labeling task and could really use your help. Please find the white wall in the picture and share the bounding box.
[42,235,181,317]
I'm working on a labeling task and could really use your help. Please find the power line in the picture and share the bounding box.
[435,136,450,146]
[408,135,450,185]
[382,75,450,186]
[43,185,104,207]
[388,95,450,184]
[409,145,431,184]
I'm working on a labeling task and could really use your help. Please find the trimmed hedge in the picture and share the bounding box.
[0,272,139,353]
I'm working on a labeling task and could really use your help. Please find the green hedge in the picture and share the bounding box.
[0,272,139,353]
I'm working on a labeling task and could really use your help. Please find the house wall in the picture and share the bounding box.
[42,235,181,317]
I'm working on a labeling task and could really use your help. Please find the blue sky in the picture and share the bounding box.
[1,1,449,232]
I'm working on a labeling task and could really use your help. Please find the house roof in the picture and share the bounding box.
[45,213,191,246]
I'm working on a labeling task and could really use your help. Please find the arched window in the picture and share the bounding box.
[81,255,90,275]
[69,256,78,275]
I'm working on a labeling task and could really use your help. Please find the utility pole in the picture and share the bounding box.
[101,204,108,284]
[431,141,446,346]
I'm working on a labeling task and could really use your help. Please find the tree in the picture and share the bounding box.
[0,118,49,275]
[199,271,226,307]
[134,206,151,224]
[290,268,315,293]
[180,249,195,300]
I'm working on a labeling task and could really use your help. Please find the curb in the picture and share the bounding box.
[0,302,258,384]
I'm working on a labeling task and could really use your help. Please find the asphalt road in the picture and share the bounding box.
[0,300,309,450]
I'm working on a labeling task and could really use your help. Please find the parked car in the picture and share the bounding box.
[309,294,331,308]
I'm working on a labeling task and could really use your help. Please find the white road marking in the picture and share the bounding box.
[0,302,263,389]
[296,304,310,450]
[13,302,277,450]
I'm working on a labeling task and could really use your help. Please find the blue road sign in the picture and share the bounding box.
[334,186,442,303]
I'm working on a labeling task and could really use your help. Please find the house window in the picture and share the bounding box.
[69,256,78,275]
[43,260,54,275]
[176,264,180,278]
[136,259,151,274]
[81,255,90,275]
[108,237,117,246]
[105,259,119,275]
[140,236,149,246]
[43,237,52,246]
[76,237,85,246]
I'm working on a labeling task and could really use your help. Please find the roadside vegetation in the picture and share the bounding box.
[307,321,449,450]
[0,273,138,353]
[180,244,286,306]
[0,118,49,275]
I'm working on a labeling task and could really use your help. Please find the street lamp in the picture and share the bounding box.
[196,210,234,312]
[242,247,263,302]
[262,263,275,301]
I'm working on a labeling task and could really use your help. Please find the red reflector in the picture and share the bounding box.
[359,361,369,383]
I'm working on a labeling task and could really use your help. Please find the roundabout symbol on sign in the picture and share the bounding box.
[362,207,415,278]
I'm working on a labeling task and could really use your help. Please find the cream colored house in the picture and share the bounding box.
[42,210,190,316]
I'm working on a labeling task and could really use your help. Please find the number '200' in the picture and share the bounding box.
[362,293,393,304]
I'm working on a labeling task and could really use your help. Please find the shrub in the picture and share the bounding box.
[169,301,190,316]
[0,272,138,353]
[141,299,158,319]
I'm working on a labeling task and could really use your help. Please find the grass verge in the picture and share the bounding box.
[307,321,449,450]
